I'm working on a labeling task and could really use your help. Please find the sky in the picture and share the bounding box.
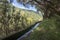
[8,0,37,12]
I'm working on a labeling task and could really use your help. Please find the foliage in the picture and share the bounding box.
[23,14,60,40]
[0,0,43,39]
[0,0,60,40]
[17,0,60,18]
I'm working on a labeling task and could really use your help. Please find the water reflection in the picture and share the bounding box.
[8,0,37,12]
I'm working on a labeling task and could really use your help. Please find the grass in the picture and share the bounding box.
[23,14,60,40]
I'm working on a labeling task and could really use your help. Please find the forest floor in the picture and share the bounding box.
[23,14,60,40]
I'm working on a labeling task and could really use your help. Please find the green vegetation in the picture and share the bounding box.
[0,1,43,39]
[23,14,60,40]
[0,0,60,40]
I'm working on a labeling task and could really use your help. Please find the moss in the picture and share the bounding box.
[24,15,60,40]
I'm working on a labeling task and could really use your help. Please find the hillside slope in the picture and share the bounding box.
[0,3,43,39]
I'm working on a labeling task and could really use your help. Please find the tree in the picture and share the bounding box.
[17,0,60,18]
